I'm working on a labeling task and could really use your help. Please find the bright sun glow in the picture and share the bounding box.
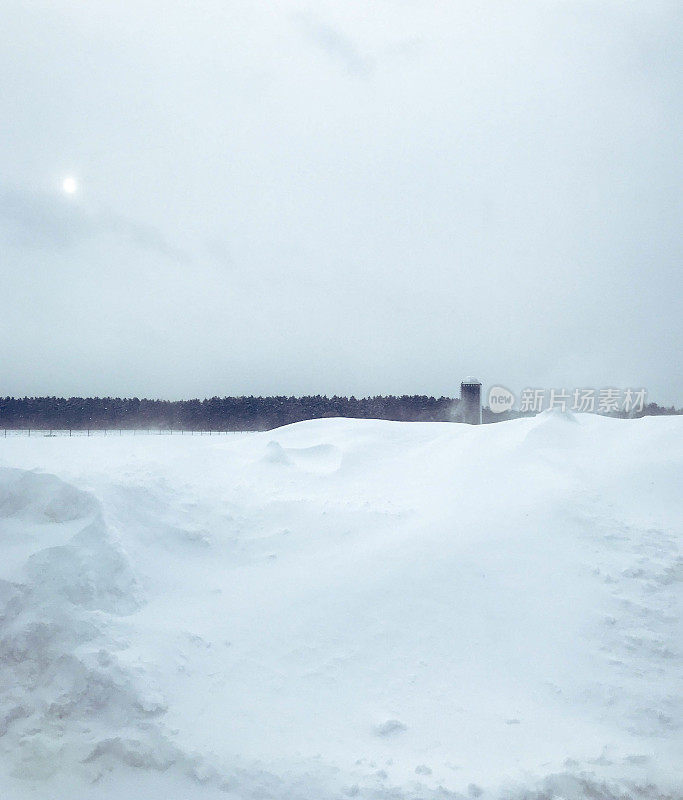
[62,176,78,195]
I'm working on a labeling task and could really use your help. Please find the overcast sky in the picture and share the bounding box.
[1,0,681,403]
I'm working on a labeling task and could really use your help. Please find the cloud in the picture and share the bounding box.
[102,213,189,263]
[293,13,373,77]
[0,186,189,263]
[0,1,680,403]
[0,187,88,248]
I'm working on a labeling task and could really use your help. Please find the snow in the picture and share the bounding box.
[0,412,680,800]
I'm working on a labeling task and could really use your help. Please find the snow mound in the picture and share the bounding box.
[263,440,343,473]
[0,469,99,523]
[0,469,175,786]
[0,416,681,800]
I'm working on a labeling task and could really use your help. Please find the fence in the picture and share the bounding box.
[1,429,252,438]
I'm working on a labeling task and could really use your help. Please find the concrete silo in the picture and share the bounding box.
[460,377,482,424]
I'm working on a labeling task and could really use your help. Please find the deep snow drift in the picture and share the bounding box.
[0,413,680,800]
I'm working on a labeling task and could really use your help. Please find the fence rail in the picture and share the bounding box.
[1,429,253,438]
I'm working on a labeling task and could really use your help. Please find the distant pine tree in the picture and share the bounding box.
[0,395,679,431]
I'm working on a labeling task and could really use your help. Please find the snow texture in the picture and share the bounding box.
[0,412,681,799]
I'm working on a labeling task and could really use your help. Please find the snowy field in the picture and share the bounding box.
[0,413,680,800]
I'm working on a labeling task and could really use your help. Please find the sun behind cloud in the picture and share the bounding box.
[62,176,77,195]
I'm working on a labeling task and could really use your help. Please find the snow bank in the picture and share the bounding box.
[0,413,680,799]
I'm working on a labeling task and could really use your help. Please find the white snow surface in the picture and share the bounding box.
[0,413,681,800]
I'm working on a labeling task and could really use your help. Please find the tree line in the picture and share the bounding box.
[0,396,678,432]
[0,395,457,431]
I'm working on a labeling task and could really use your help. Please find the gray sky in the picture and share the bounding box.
[1,0,681,403]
